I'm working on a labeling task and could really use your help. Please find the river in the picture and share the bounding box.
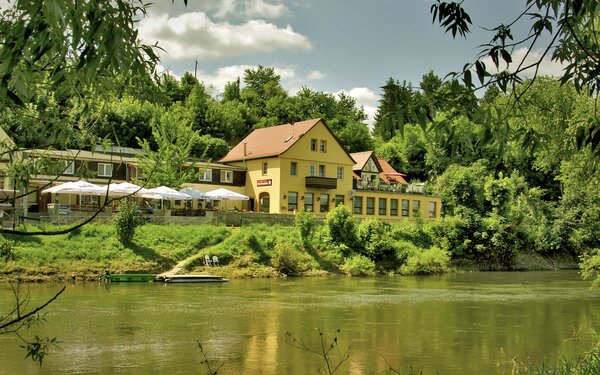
[1,271,599,374]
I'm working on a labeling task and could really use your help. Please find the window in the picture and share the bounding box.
[199,168,212,182]
[318,165,325,177]
[320,140,327,152]
[98,163,113,177]
[309,163,316,176]
[390,199,399,216]
[335,195,344,207]
[429,201,437,218]
[366,197,375,215]
[288,192,298,211]
[311,139,317,151]
[412,200,421,217]
[379,198,387,215]
[401,199,410,217]
[262,162,268,176]
[290,161,297,176]
[304,193,314,212]
[220,170,233,183]
[63,161,75,175]
[353,196,363,214]
[319,194,329,213]
[337,166,343,180]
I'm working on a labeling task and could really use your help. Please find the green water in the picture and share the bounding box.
[1,271,599,374]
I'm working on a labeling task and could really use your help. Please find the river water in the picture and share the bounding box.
[1,271,599,374]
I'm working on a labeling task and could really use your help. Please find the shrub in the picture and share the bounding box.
[113,200,144,244]
[357,219,396,262]
[341,254,376,276]
[580,249,600,287]
[295,208,317,247]
[0,235,15,262]
[324,205,358,248]
[271,239,309,276]
[399,246,450,275]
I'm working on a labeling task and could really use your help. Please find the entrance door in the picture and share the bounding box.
[259,192,270,213]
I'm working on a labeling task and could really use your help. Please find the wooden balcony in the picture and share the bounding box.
[305,176,337,189]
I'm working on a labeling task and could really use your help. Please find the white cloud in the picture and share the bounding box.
[478,47,566,78]
[307,70,325,81]
[196,65,253,93]
[244,0,289,18]
[138,11,311,60]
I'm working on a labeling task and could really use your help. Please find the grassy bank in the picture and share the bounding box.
[0,217,579,283]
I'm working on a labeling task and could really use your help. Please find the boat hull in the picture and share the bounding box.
[156,275,229,283]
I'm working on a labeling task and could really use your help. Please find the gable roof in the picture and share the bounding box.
[378,158,408,184]
[220,118,324,163]
[350,151,381,172]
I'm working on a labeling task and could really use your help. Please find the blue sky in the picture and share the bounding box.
[139,0,563,124]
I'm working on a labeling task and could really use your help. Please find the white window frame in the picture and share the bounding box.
[220,170,233,183]
[199,168,212,182]
[318,164,325,177]
[337,166,343,180]
[262,162,268,176]
[290,161,297,176]
[98,163,113,177]
[63,161,75,175]
[309,163,316,176]
[320,140,327,152]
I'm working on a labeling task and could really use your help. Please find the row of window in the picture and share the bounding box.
[60,162,113,177]
[285,161,343,180]
[198,169,233,183]
[353,197,437,218]
[286,192,344,213]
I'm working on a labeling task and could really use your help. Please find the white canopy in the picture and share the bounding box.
[104,182,152,197]
[179,187,208,199]
[146,186,192,200]
[204,188,249,200]
[42,180,106,195]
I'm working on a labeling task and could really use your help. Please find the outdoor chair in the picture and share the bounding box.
[204,254,212,266]
[212,256,219,266]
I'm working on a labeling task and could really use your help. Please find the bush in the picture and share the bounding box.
[580,249,600,287]
[0,236,15,262]
[113,200,144,244]
[399,246,450,275]
[341,254,376,276]
[295,208,317,247]
[271,240,309,276]
[324,205,357,248]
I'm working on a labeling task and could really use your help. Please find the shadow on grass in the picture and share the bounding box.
[125,242,175,271]
[4,233,43,245]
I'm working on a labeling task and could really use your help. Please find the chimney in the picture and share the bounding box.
[243,142,247,157]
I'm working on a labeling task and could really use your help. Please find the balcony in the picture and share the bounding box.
[305,176,337,189]
[353,180,426,194]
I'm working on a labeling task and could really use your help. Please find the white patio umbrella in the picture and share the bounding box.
[104,182,152,197]
[42,180,106,195]
[204,188,249,200]
[145,186,192,200]
[179,187,208,199]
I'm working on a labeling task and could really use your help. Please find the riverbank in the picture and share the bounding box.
[0,223,580,283]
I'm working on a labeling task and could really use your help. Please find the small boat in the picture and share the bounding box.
[155,274,229,283]
[107,274,156,282]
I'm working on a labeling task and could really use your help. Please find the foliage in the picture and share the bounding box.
[285,329,349,375]
[399,246,450,275]
[324,205,358,249]
[112,200,144,245]
[0,0,158,109]
[434,161,489,216]
[0,235,15,262]
[580,250,600,288]
[271,239,310,276]
[295,208,318,248]
[341,254,376,276]
[136,107,200,189]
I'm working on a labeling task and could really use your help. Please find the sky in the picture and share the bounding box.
[138,0,564,125]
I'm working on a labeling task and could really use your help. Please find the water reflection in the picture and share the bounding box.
[1,271,599,374]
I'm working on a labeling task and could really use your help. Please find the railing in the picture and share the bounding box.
[353,181,426,194]
[305,176,337,189]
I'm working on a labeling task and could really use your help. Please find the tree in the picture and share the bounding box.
[136,106,200,189]
[431,0,599,96]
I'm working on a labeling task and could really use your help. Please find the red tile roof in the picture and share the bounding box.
[349,151,374,171]
[219,119,322,162]
[378,158,408,184]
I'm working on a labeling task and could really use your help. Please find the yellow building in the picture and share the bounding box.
[221,118,441,221]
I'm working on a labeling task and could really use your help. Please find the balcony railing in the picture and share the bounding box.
[305,176,337,189]
[353,180,426,194]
